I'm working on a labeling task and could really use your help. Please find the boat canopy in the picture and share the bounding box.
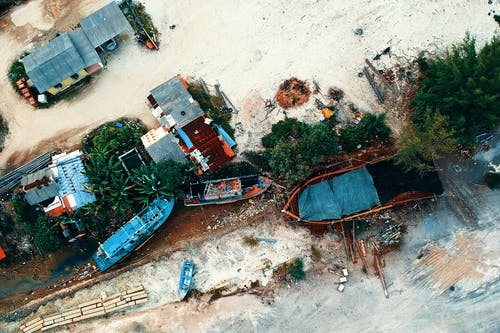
[298,167,380,221]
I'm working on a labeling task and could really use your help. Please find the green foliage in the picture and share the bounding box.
[27,216,65,254]
[12,200,64,253]
[243,150,271,171]
[484,172,500,189]
[0,112,9,151]
[262,118,309,148]
[340,125,367,152]
[288,257,305,281]
[7,59,27,91]
[410,35,500,145]
[394,112,456,172]
[340,113,391,152]
[494,15,500,26]
[12,199,37,224]
[83,119,146,155]
[255,118,338,182]
[83,119,147,218]
[205,161,258,180]
[131,160,186,207]
[188,83,235,139]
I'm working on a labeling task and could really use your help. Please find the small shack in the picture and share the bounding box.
[22,1,131,95]
[142,75,236,174]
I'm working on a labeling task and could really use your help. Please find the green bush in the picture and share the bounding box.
[255,118,338,182]
[12,200,64,253]
[484,172,500,189]
[288,257,305,281]
[7,59,27,91]
[340,125,367,152]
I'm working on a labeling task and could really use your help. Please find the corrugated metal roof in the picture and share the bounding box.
[181,116,234,172]
[23,33,90,93]
[80,1,132,48]
[150,77,205,129]
[21,168,59,205]
[145,132,186,164]
[20,168,53,186]
[68,29,102,67]
[54,152,95,211]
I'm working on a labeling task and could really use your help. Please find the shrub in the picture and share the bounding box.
[288,257,305,281]
[243,236,259,247]
[484,172,500,189]
[340,125,367,152]
[7,59,27,90]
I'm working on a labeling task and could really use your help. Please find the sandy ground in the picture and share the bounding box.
[0,0,498,167]
[0,1,499,332]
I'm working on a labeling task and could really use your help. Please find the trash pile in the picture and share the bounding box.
[275,77,311,108]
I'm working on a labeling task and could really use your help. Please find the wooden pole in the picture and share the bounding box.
[365,59,399,95]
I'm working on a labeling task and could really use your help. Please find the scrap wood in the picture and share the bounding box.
[363,67,385,103]
[365,59,399,95]
[211,280,230,292]
[354,240,369,273]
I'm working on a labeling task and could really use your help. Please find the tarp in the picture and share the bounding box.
[298,167,380,221]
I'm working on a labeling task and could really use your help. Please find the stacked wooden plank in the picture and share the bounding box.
[18,285,148,333]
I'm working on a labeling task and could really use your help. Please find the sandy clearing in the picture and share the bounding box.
[0,0,498,168]
[10,0,56,31]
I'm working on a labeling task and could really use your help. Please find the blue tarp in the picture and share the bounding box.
[298,167,380,221]
[177,128,194,149]
[215,124,236,148]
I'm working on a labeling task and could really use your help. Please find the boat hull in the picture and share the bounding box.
[179,260,195,300]
[92,198,175,271]
[184,175,272,206]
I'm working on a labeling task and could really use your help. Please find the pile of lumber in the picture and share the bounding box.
[19,285,148,333]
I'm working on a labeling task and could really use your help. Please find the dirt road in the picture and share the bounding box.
[0,0,497,168]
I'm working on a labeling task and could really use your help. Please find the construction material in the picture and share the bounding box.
[0,151,55,194]
[339,276,348,283]
[255,237,278,244]
[372,242,389,298]
[337,284,345,292]
[19,285,148,332]
[364,59,399,95]
[376,223,404,247]
[354,240,369,273]
[363,67,385,103]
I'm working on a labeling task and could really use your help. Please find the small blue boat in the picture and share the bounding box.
[92,198,175,271]
[179,260,195,300]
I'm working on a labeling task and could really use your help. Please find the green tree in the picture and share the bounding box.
[132,160,185,207]
[340,125,367,152]
[268,140,310,183]
[410,35,500,145]
[395,112,456,172]
[28,216,65,254]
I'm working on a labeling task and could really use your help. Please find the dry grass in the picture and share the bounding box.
[243,236,259,247]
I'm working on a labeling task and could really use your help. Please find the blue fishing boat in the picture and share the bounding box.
[92,198,175,271]
[179,260,195,300]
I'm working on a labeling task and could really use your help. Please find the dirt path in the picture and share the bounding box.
[0,0,497,169]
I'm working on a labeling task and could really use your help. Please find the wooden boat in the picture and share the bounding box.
[179,260,195,300]
[282,159,443,225]
[184,174,272,206]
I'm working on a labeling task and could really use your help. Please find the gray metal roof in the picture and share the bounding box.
[23,34,85,93]
[80,1,132,48]
[21,168,59,205]
[68,29,102,67]
[145,132,186,164]
[150,77,205,129]
[23,29,101,93]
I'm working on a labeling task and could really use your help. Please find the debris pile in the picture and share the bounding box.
[375,223,405,247]
[275,77,311,109]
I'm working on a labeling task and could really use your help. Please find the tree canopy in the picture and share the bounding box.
[246,118,338,183]
[410,35,499,145]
